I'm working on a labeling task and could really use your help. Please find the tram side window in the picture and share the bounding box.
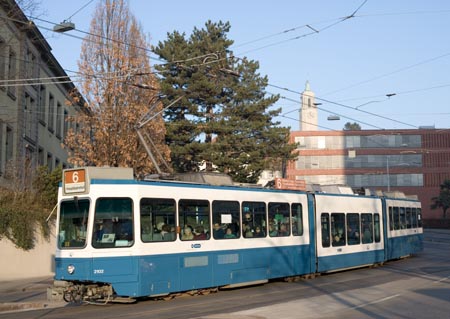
[140,198,176,242]
[92,198,133,248]
[393,207,400,230]
[242,201,266,238]
[361,213,373,244]
[417,208,423,227]
[389,207,394,231]
[291,203,303,236]
[321,213,330,247]
[179,199,210,241]
[406,208,412,229]
[268,202,290,237]
[399,207,406,229]
[58,199,90,249]
[212,200,240,239]
[412,208,418,228]
[374,213,381,243]
[346,213,360,245]
[331,213,345,247]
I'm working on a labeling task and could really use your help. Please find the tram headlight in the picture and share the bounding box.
[67,264,75,274]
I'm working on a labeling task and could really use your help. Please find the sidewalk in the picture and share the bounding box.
[0,276,66,314]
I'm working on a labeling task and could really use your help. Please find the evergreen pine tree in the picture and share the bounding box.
[153,21,296,183]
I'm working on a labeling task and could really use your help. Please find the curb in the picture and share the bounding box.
[0,301,66,314]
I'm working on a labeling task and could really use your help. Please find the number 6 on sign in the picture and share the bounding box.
[64,169,86,194]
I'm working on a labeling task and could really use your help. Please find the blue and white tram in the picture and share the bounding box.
[51,167,423,302]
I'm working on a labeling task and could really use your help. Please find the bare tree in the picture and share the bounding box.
[64,0,169,178]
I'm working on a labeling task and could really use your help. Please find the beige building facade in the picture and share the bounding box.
[0,0,84,187]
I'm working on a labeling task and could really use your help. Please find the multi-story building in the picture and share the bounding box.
[0,0,84,187]
[288,83,450,222]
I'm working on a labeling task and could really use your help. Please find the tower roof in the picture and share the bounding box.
[305,80,311,91]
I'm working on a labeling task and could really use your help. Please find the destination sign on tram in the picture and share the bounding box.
[63,169,87,194]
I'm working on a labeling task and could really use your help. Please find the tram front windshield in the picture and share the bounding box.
[58,199,90,249]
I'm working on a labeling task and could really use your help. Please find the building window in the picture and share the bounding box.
[0,39,5,88]
[47,152,52,171]
[38,85,46,124]
[25,49,38,82]
[48,94,55,132]
[6,126,13,163]
[0,122,3,172]
[63,110,69,139]
[38,147,44,166]
[56,103,62,138]
[24,93,36,140]
[7,50,17,97]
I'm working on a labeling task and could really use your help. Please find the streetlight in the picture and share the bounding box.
[53,21,75,33]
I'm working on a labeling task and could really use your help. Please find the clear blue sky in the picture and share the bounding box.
[31,0,450,131]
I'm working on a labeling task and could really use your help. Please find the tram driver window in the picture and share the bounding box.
[92,197,134,248]
[268,202,290,237]
[58,199,90,249]
[212,200,240,239]
[179,199,210,241]
[331,213,345,247]
[140,198,176,242]
[242,202,266,238]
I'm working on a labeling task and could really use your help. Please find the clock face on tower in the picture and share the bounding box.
[307,110,315,118]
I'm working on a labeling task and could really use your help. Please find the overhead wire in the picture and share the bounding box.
[323,51,450,96]
[270,91,385,130]
[235,0,368,56]
[268,83,418,129]
[1,0,367,85]
[0,0,439,130]
[65,0,95,21]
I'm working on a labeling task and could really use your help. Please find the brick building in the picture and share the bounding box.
[288,83,450,221]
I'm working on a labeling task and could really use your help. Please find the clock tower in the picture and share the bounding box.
[299,81,318,131]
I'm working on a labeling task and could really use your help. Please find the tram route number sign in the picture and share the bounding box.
[274,178,306,191]
[63,169,87,194]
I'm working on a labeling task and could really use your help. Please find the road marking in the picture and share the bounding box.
[352,294,400,310]
[434,275,450,284]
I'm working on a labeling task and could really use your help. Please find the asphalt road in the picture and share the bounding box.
[2,229,449,319]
